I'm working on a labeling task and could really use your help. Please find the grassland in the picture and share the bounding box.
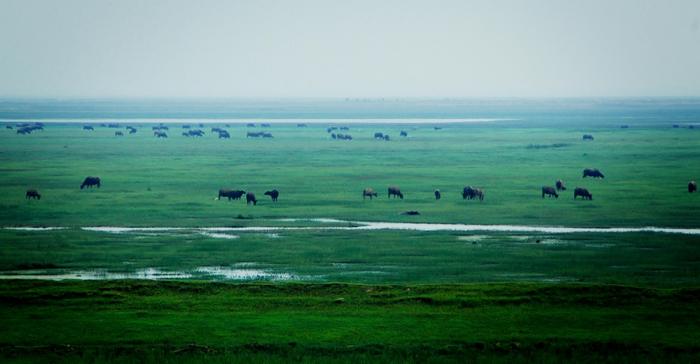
[1,120,699,362]
[0,122,697,227]
[1,280,699,363]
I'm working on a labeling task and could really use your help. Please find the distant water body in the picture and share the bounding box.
[1,98,699,127]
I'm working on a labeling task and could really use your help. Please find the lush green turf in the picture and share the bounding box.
[1,121,699,362]
[0,123,698,227]
[0,280,699,363]
[1,229,699,287]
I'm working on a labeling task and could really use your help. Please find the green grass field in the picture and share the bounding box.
[1,121,699,362]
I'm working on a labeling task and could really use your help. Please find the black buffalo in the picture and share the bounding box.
[115,131,123,136]
[218,189,246,201]
[400,131,408,137]
[583,168,605,178]
[246,192,257,205]
[83,126,94,131]
[582,134,594,141]
[434,189,441,200]
[556,179,567,191]
[264,190,279,202]
[363,188,377,200]
[374,132,384,139]
[690,181,697,193]
[542,186,558,198]
[462,186,484,201]
[574,187,593,200]
[388,186,403,199]
[81,176,101,189]
[25,189,41,200]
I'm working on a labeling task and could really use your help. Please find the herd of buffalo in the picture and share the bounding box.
[8,124,698,206]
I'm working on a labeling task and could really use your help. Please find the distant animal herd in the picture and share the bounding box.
[6,122,698,206]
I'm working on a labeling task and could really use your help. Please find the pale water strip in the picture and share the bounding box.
[4,220,699,235]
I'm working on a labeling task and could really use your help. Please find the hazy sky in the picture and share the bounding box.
[1,0,699,98]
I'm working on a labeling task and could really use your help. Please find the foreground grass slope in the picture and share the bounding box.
[0,281,699,363]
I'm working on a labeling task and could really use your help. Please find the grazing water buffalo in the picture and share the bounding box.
[620,125,629,129]
[374,132,384,139]
[336,133,352,140]
[462,186,484,201]
[6,125,13,129]
[246,192,257,205]
[128,128,137,134]
[80,176,101,189]
[542,186,559,198]
[261,123,271,127]
[583,168,605,178]
[388,186,404,199]
[400,131,408,137]
[340,126,349,131]
[574,187,593,200]
[556,179,567,191]
[218,189,246,201]
[154,131,168,138]
[690,181,697,193]
[264,189,279,202]
[363,188,377,200]
[218,130,230,139]
[383,135,390,141]
[297,123,307,127]
[83,126,94,131]
[401,210,420,215]
[115,131,123,136]
[434,189,441,200]
[582,134,594,141]
[25,189,41,200]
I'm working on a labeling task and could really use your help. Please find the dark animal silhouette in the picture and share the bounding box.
[574,187,593,200]
[556,179,567,191]
[247,123,256,127]
[83,126,94,131]
[262,132,273,138]
[264,189,279,202]
[582,134,594,140]
[434,127,442,130]
[115,131,123,136]
[620,125,629,129]
[261,123,271,127]
[154,131,168,138]
[363,188,377,200]
[673,124,680,128]
[336,133,352,140]
[388,186,403,199]
[401,211,420,215]
[80,176,101,189]
[218,189,246,200]
[383,135,390,141]
[182,125,191,129]
[400,131,408,137]
[434,189,441,200]
[462,186,484,201]
[689,181,697,193]
[128,128,137,134]
[218,130,230,139]
[542,186,559,198]
[6,125,13,129]
[183,129,204,137]
[331,133,337,139]
[246,192,257,205]
[374,132,384,139]
[25,189,41,200]
[583,168,605,178]
[340,126,349,131]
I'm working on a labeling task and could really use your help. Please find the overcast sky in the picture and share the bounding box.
[1,0,699,98]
